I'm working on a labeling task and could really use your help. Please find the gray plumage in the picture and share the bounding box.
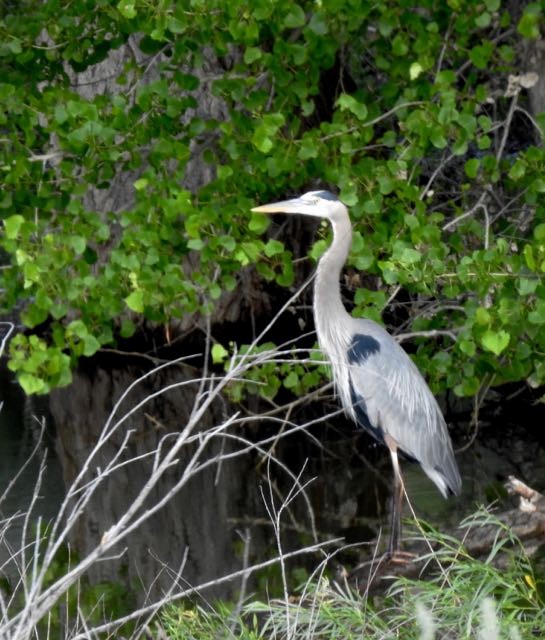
[252,190,461,553]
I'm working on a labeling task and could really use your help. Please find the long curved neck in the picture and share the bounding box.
[314,207,353,346]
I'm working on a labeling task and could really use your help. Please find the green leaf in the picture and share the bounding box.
[532,178,545,193]
[69,236,87,255]
[264,239,284,257]
[252,114,285,153]
[309,238,328,261]
[283,5,305,28]
[340,189,358,207]
[518,277,538,295]
[508,160,525,180]
[378,15,395,37]
[253,133,272,153]
[336,94,368,121]
[0,191,12,210]
[523,245,536,270]
[283,370,299,389]
[535,223,545,240]
[4,214,24,239]
[125,290,145,313]
[459,339,476,356]
[117,0,136,19]
[187,238,204,250]
[54,105,68,124]
[399,247,422,265]
[249,212,270,233]
[166,17,186,34]
[212,343,228,364]
[66,319,88,339]
[18,372,46,395]
[409,62,423,80]
[518,8,541,39]
[120,319,136,338]
[528,300,545,325]
[470,43,493,69]
[392,33,408,56]
[298,136,319,159]
[484,0,500,10]
[308,13,328,35]
[82,334,101,357]
[261,113,285,133]
[475,12,491,28]
[243,47,262,64]
[7,39,22,54]
[481,329,510,355]
[134,178,149,191]
[475,307,491,325]
[430,129,448,149]
[362,195,382,214]
[21,304,48,328]
[464,158,480,178]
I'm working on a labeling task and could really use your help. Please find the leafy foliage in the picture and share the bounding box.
[1,0,545,396]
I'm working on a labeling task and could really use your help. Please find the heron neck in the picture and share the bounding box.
[314,212,353,332]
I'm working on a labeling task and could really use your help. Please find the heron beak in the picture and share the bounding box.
[251,197,312,215]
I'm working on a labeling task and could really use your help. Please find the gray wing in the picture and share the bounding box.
[344,320,461,497]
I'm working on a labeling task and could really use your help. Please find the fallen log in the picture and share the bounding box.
[347,476,545,593]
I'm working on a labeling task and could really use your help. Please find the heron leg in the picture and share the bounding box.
[385,438,404,555]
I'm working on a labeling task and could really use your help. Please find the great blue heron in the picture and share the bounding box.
[252,190,462,556]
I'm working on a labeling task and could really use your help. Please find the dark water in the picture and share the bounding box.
[1,358,544,600]
[0,367,64,582]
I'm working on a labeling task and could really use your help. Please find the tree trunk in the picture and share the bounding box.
[48,39,272,600]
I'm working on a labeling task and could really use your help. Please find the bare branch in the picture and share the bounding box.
[442,191,490,249]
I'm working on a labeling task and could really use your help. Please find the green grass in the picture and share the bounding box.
[158,507,545,639]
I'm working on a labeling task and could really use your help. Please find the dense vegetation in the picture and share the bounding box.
[2,0,545,400]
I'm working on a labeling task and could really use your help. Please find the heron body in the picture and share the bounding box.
[252,190,461,554]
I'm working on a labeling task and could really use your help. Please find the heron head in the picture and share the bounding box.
[251,190,343,219]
